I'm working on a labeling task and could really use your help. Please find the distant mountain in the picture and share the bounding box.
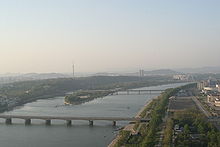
[176,66,220,74]
[21,73,69,79]
[144,69,181,75]
[0,73,70,84]
[93,72,120,76]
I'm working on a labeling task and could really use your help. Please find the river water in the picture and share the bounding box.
[0,83,186,147]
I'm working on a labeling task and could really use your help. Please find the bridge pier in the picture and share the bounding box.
[112,121,116,126]
[138,90,141,95]
[45,120,51,125]
[5,118,12,124]
[89,120,93,126]
[25,119,31,125]
[0,115,149,126]
[127,91,129,95]
[66,120,72,126]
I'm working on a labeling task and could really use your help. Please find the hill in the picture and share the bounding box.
[144,69,181,75]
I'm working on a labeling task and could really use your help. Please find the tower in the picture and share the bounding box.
[139,69,144,77]
[72,63,75,79]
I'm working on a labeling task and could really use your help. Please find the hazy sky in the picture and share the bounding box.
[0,0,219,73]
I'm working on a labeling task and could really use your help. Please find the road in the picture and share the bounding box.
[192,97,212,117]
[192,97,220,131]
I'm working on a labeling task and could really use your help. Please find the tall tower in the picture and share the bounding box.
[139,69,144,77]
[72,63,75,79]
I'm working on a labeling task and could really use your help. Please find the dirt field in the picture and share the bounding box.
[169,97,196,112]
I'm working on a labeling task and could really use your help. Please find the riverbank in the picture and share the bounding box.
[0,79,183,114]
[109,83,195,147]
[108,96,158,147]
[135,97,157,118]
[0,92,65,113]
[0,82,188,147]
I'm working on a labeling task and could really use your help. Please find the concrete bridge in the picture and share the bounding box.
[0,115,150,126]
[114,89,165,95]
[88,89,165,95]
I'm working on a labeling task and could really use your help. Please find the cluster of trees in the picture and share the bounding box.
[114,83,196,147]
[163,118,174,147]
[173,109,220,147]
[114,131,131,147]
[65,90,113,104]
[114,86,183,147]
[139,99,158,118]
[140,88,179,146]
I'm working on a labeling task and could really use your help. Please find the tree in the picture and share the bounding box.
[184,124,190,134]
[198,123,205,134]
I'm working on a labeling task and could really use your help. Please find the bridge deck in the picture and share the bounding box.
[127,89,164,91]
[87,89,165,92]
[0,115,149,121]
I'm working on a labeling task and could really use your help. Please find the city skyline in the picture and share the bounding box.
[0,0,220,73]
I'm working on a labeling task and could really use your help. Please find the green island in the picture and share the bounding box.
[113,83,220,147]
[64,90,114,105]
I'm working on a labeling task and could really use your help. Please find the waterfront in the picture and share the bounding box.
[0,83,186,147]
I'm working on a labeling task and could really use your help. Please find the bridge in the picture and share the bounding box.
[0,115,150,126]
[114,89,165,95]
[87,89,165,95]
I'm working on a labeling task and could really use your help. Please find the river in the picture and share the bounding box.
[0,83,186,147]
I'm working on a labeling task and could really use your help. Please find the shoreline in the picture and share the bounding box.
[108,95,159,147]
[135,97,156,118]
[0,82,182,114]
[0,92,65,113]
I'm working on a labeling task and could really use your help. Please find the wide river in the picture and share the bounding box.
[0,83,186,147]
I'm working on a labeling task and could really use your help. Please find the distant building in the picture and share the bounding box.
[207,78,217,87]
[215,98,220,107]
[197,81,208,90]
[173,74,190,81]
[204,87,218,92]
[216,84,220,92]
[207,94,220,105]
[197,80,218,91]
[207,95,215,103]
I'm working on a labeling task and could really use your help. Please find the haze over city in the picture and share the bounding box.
[1,1,220,147]
[0,0,220,73]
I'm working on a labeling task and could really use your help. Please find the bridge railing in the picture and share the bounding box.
[0,115,150,126]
